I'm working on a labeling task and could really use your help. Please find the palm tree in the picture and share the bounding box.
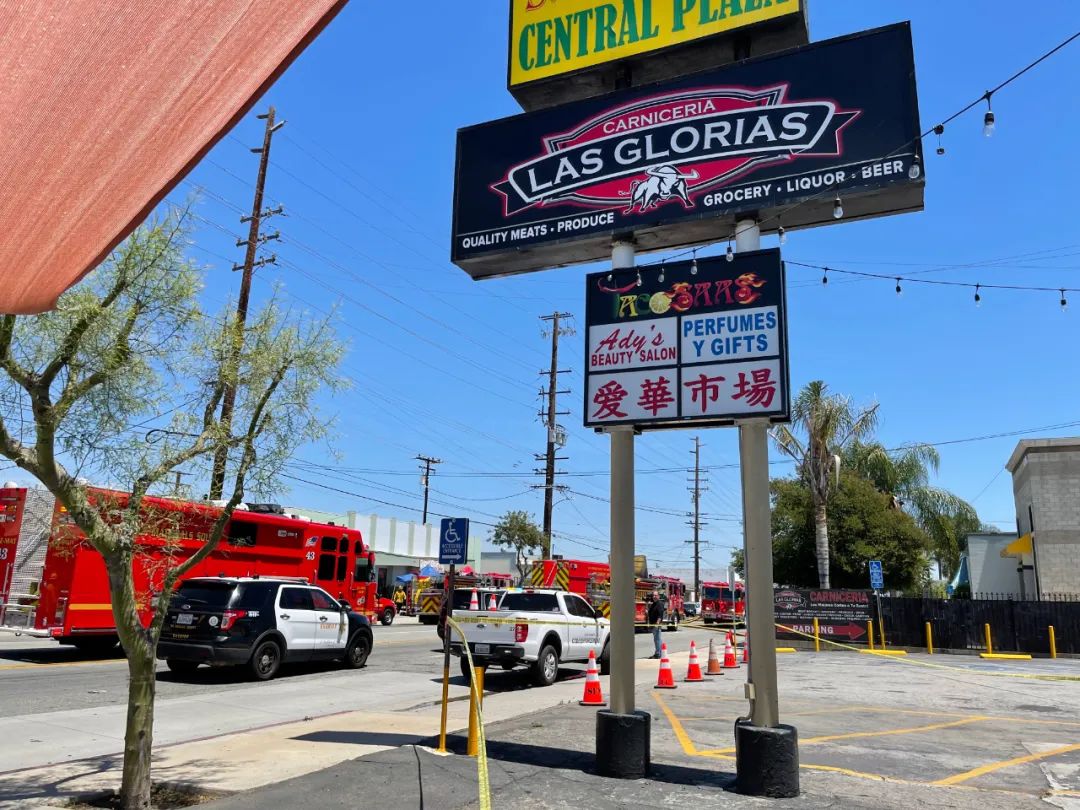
[771,381,879,588]
[842,441,980,579]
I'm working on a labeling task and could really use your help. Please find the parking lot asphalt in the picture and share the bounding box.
[203,644,1080,810]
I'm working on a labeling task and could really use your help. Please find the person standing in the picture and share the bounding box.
[647,591,664,659]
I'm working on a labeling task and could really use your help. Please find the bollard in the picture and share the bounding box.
[1049,625,1057,659]
[813,617,820,653]
[467,666,485,757]
[868,621,875,651]
[984,623,993,655]
[925,622,934,655]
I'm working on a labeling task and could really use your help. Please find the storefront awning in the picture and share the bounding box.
[0,1,348,314]
[1000,533,1033,557]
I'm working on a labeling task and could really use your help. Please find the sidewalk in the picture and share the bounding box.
[0,659,640,809]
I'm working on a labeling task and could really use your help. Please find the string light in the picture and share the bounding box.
[934,124,945,156]
[822,267,829,285]
[983,93,996,137]
[832,195,844,219]
[658,260,665,284]
[635,269,642,287]
[895,278,902,296]
[691,250,698,275]
[1062,289,1069,312]
[974,284,981,307]
[778,224,787,245]
[908,154,921,180]
[725,236,734,262]
[606,272,613,282]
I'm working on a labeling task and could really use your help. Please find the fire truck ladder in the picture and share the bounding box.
[1,491,55,634]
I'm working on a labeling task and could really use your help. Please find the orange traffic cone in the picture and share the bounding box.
[487,593,497,610]
[684,640,705,682]
[654,642,677,689]
[705,637,724,676]
[469,589,479,610]
[743,632,750,663]
[579,649,606,706]
[723,632,739,668]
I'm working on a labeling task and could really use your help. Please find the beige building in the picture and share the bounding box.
[1006,439,1080,597]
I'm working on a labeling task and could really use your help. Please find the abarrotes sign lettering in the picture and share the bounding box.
[453,23,922,280]
[584,248,789,429]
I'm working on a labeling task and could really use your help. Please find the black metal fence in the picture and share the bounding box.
[878,596,1080,655]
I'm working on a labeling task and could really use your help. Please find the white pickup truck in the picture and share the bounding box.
[448,589,610,686]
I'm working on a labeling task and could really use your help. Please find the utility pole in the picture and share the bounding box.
[172,470,191,497]
[536,312,574,558]
[417,455,442,524]
[685,436,709,600]
[208,107,285,500]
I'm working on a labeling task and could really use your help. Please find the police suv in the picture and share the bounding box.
[158,576,373,680]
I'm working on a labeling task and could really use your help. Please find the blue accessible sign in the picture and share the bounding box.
[869,560,884,590]
[439,518,469,565]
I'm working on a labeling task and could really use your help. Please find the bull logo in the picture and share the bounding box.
[621,165,699,214]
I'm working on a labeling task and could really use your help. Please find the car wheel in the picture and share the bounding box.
[250,640,282,681]
[599,643,610,676]
[531,644,559,687]
[166,659,200,675]
[460,654,486,682]
[343,632,371,669]
[380,607,395,626]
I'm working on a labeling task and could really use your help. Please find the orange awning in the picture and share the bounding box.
[0,1,348,314]
[1000,533,1033,557]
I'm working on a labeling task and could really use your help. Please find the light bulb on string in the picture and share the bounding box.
[726,238,734,262]
[934,124,945,156]
[833,196,844,219]
[895,278,903,296]
[606,272,613,283]
[822,267,829,285]
[983,93,995,137]
[778,224,787,245]
[974,284,982,307]
[658,260,665,284]
[908,154,922,180]
[635,269,642,287]
[691,250,698,276]
[1061,290,1068,312]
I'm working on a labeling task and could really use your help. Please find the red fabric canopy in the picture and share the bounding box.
[0,1,348,314]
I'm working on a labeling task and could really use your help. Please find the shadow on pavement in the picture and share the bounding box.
[0,646,125,665]
[290,730,431,747]
[428,667,586,694]
[441,734,735,790]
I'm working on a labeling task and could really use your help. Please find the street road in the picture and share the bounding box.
[0,617,664,719]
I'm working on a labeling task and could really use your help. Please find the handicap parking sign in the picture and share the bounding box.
[869,560,884,590]
[439,518,469,565]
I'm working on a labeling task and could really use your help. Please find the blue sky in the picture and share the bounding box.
[63,2,1080,573]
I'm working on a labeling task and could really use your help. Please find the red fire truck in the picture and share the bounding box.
[528,559,686,630]
[0,486,397,651]
[700,580,746,625]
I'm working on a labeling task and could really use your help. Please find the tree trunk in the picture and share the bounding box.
[814,501,830,589]
[120,647,156,810]
[105,553,157,810]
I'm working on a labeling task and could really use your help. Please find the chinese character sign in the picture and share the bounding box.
[584,249,789,430]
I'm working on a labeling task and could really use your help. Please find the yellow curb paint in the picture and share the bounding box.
[859,649,908,656]
[979,653,1032,660]
[934,742,1080,786]
[776,647,797,653]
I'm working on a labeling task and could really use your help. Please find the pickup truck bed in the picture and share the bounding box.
[448,589,610,686]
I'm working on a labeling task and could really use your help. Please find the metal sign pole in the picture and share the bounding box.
[437,562,455,752]
[596,238,650,779]
[733,219,798,797]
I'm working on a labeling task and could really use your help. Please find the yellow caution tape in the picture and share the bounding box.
[773,622,1080,683]
[445,615,491,810]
